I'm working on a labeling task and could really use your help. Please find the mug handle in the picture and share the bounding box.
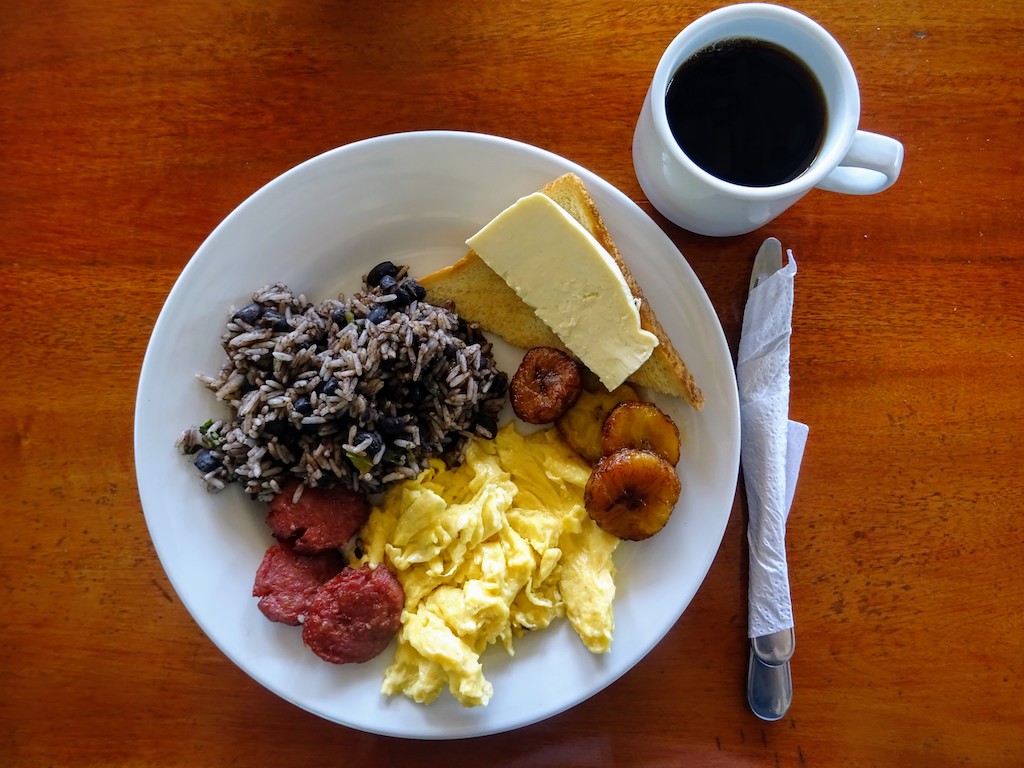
[816,131,904,195]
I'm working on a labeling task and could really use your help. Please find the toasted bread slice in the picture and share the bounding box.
[420,173,704,410]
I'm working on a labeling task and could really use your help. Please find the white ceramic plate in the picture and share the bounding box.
[135,131,739,739]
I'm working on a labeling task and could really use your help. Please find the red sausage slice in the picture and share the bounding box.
[266,480,370,554]
[252,542,346,626]
[302,564,405,664]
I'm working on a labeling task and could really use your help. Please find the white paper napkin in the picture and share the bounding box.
[738,255,808,638]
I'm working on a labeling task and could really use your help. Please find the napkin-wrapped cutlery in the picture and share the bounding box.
[738,237,808,721]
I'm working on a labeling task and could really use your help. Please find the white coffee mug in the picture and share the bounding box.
[632,3,904,237]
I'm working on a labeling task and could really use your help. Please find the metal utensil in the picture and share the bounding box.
[743,237,795,720]
[747,647,793,721]
[752,628,795,666]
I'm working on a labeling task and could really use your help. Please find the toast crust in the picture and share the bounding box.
[419,174,704,410]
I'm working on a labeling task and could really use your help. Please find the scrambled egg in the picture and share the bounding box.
[359,422,618,707]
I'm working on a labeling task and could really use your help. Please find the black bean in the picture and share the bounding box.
[385,284,412,308]
[261,309,290,332]
[366,261,398,287]
[193,450,221,473]
[353,431,384,458]
[378,274,398,293]
[320,377,339,396]
[378,415,406,438]
[232,303,262,325]
[330,308,350,328]
[406,279,426,301]
[294,395,313,415]
[367,305,390,324]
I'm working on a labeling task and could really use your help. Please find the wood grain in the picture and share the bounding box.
[2,1,1022,765]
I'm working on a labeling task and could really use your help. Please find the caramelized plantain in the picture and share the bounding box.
[601,400,681,466]
[510,346,583,424]
[556,383,640,464]
[584,448,681,541]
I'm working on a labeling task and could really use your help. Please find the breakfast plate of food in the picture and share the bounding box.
[135,130,740,738]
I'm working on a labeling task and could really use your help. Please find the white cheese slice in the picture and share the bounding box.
[467,192,658,390]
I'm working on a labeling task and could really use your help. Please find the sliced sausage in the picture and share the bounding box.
[302,564,405,664]
[266,480,370,554]
[252,542,346,625]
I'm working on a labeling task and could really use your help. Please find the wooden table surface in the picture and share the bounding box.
[2,1,1022,765]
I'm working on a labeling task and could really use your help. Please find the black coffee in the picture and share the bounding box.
[665,38,827,187]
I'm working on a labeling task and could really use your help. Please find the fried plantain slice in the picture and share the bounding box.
[510,346,583,424]
[600,400,681,466]
[556,384,640,464]
[584,448,681,541]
